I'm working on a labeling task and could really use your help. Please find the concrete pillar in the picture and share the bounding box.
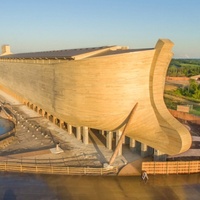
[115,130,122,156]
[76,126,81,140]
[129,138,136,152]
[99,130,104,135]
[67,124,72,134]
[106,131,113,150]
[122,132,125,144]
[63,122,67,129]
[83,126,89,145]
[141,143,148,157]
[47,113,50,120]
[37,107,42,115]
[60,120,64,129]
[52,116,56,124]
[154,149,167,161]
[41,109,45,117]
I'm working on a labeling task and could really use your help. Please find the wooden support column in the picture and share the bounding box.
[109,103,138,166]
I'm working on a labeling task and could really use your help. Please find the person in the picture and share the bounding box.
[142,171,149,182]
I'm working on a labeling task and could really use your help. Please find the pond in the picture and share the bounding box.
[0,117,15,139]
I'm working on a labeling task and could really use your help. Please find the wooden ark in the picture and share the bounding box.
[0,39,192,155]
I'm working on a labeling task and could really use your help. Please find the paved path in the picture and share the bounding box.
[0,90,141,172]
[0,89,199,174]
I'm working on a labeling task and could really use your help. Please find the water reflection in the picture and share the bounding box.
[0,172,199,200]
[3,188,16,200]
[0,117,15,138]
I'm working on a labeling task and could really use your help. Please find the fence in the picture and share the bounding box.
[142,161,200,175]
[0,159,118,176]
[169,109,200,125]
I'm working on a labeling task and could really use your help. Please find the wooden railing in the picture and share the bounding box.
[169,109,200,125]
[0,159,118,176]
[142,161,200,175]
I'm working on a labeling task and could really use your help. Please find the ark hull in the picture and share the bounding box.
[0,39,192,155]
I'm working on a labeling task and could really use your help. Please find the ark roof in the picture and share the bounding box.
[0,45,153,60]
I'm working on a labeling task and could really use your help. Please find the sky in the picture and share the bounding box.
[0,0,200,58]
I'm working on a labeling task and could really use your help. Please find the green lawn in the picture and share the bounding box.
[164,96,200,116]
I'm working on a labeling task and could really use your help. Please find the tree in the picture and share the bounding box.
[193,90,200,99]
[189,79,198,94]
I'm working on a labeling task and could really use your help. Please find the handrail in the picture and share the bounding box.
[0,159,118,176]
[142,161,200,175]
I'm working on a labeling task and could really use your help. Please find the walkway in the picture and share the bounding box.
[0,90,142,174]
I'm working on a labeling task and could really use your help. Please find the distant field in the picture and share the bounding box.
[165,76,189,86]
[164,59,200,116]
[164,77,189,91]
[164,84,178,91]
[167,59,200,77]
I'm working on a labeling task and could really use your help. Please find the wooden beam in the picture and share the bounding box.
[109,102,138,166]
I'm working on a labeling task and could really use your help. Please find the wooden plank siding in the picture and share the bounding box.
[0,39,192,155]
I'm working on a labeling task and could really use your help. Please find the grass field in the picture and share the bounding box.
[164,77,200,116]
